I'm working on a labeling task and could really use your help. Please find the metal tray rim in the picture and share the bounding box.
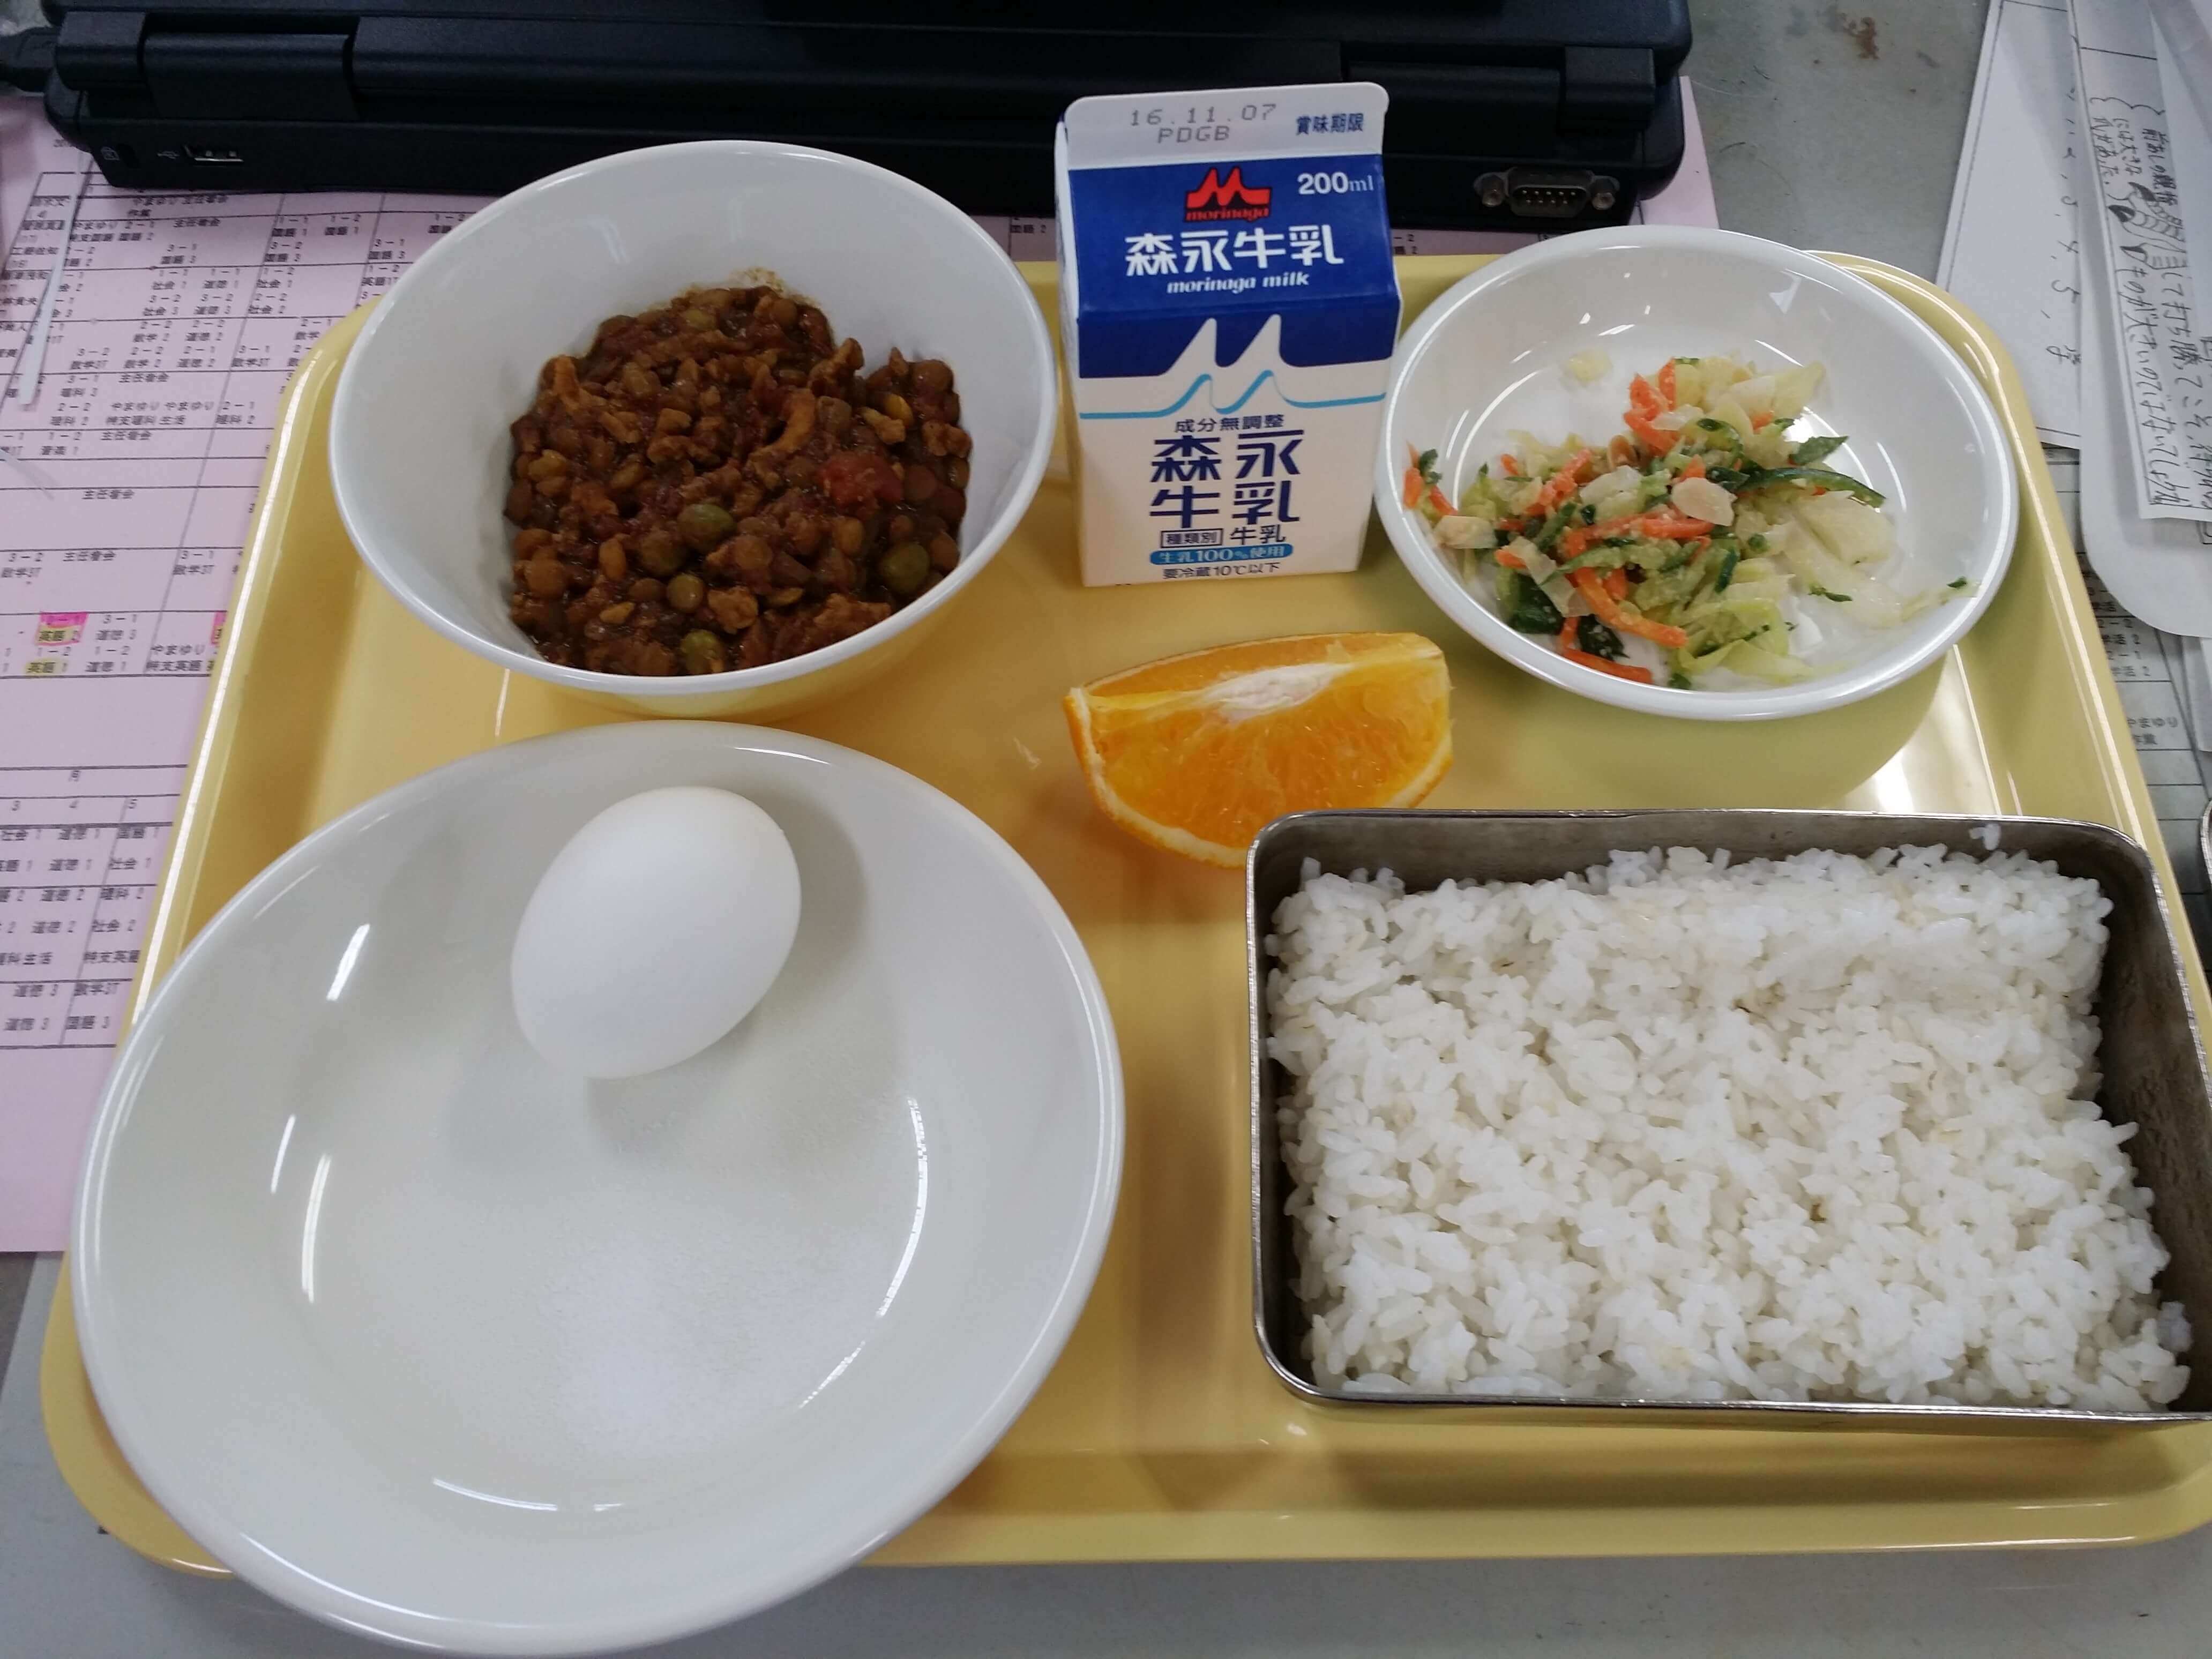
[1247,808,2212,1425]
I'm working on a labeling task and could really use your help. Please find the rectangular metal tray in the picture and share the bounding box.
[1249,809,2212,1420]
[42,255,2212,1572]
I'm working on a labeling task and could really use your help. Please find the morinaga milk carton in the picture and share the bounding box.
[1055,84,1400,586]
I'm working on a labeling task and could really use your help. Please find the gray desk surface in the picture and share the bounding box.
[13,3,2210,1655]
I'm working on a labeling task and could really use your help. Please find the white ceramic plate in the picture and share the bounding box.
[1374,227,2018,720]
[73,724,1121,1655]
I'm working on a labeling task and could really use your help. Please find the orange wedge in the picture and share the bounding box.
[1063,632,1453,868]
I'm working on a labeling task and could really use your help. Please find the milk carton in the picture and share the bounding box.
[1055,84,1400,586]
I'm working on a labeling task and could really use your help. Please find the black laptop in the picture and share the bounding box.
[25,0,1691,228]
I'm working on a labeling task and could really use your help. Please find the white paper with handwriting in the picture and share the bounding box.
[1938,0,2083,447]
[2072,0,2212,520]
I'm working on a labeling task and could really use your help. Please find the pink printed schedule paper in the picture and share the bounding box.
[0,147,483,1247]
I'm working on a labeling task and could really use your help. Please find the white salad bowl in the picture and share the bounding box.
[329,140,1057,721]
[72,722,1121,1655]
[1374,227,2017,721]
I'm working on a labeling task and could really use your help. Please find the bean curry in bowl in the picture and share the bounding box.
[505,282,973,678]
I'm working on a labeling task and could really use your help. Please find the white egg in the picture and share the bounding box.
[511,786,801,1079]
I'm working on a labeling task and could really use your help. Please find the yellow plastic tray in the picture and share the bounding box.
[42,256,2212,1575]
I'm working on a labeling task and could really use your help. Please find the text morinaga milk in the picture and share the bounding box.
[1056,85,1400,586]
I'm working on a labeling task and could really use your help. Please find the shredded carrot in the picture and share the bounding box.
[1556,521,1604,561]
[1402,445,1436,509]
[1625,412,1672,455]
[1525,448,1596,514]
[1496,545,1527,570]
[1751,410,1774,431]
[1622,375,1679,455]
[1556,507,1714,562]
[1676,457,1706,480]
[1645,507,1719,537]
[1426,484,1454,515]
[1562,646,1655,684]
[1656,360,1677,409]
[1603,567,1630,602]
[1498,453,1522,478]
[1557,616,1580,653]
[1570,568,1691,649]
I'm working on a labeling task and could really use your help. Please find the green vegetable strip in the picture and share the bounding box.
[1740,464,1884,506]
[1498,571,1565,633]
[1575,616,1626,660]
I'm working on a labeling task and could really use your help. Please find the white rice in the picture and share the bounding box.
[1266,847,2191,1410]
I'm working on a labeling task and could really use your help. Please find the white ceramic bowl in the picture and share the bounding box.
[329,141,1057,720]
[73,723,1121,1655]
[1374,227,2017,720]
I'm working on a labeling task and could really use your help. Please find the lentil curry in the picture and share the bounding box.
[505,283,973,676]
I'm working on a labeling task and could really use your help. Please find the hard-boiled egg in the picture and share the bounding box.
[511,787,801,1079]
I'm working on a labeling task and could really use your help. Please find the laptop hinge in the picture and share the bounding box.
[143,29,356,122]
[51,8,145,89]
[1560,46,1655,129]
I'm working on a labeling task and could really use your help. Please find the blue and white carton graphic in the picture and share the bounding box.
[1056,84,1400,586]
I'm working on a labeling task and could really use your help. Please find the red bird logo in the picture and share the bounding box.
[1183,167,1272,221]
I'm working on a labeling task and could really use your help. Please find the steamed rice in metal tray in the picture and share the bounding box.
[1265,846,2191,1410]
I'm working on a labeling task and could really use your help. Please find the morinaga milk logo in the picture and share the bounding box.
[1183,167,1272,221]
